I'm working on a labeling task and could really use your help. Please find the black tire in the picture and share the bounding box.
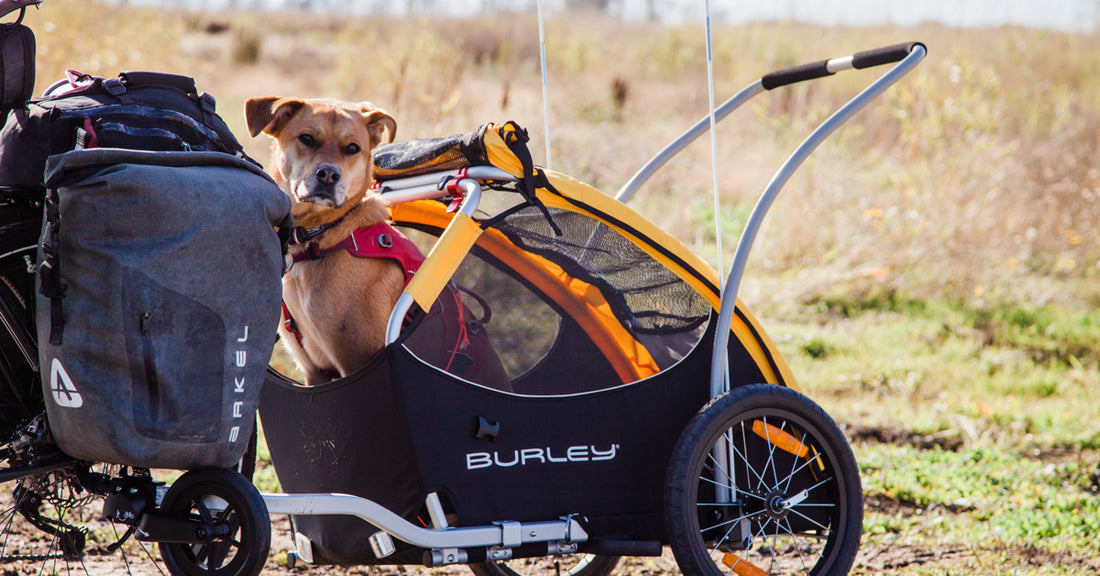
[469,554,621,576]
[665,384,861,576]
[159,467,271,576]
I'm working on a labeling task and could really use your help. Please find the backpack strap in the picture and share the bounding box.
[118,71,196,94]
[0,13,36,111]
[38,187,66,344]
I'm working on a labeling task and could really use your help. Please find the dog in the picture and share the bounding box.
[245,97,510,390]
[245,97,401,385]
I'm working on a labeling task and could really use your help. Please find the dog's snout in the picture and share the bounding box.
[315,165,341,185]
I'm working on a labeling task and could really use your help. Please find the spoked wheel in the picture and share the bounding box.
[0,461,171,575]
[0,220,45,442]
[158,467,270,576]
[0,464,91,567]
[470,554,621,576]
[665,384,862,576]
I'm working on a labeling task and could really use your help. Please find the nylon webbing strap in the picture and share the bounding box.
[39,188,65,344]
[498,122,562,236]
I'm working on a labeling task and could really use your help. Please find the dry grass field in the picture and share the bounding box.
[29,3,1100,309]
[7,2,1099,575]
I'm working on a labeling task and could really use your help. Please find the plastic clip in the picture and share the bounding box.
[444,167,470,212]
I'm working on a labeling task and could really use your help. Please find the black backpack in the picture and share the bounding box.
[0,5,35,118]
[38,148,290,469]
[0,70,253,194]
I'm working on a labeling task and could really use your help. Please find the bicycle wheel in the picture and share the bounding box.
[470,554,621,576]
[0,220,43,441]
[0,217,178,573]
[665,384,862,576]
[0,460,175,574]
[158,467,270,576]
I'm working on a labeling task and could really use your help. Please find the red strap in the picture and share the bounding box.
[281,300,304,348]
[82,117,98,148]
[445,167,469,213]
[292,222,425,285]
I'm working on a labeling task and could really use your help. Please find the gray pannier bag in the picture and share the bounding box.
[37,148,291,469]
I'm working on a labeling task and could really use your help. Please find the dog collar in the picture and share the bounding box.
[291,218,344,245]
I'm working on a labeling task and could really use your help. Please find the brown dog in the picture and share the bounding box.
[245,97,511,391]
[245,97,401,385]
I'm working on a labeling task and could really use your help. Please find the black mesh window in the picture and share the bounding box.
[399,192,710,394]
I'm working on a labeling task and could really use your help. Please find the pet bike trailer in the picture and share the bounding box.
[258,42,926,576]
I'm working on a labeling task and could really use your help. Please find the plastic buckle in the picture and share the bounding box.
[445,167,469,213]
[102,78,127,97]
[199,92,217,115]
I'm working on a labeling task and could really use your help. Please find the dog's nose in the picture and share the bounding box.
[315,165,341,185]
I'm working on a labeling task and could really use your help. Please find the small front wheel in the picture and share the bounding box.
[665,384,862,576]
[158,467,271,576]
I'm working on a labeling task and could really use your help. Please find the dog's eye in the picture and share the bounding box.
[344,143,361,155]
[298,134,318,148]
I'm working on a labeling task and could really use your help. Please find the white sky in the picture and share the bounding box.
[112,0,1099,32]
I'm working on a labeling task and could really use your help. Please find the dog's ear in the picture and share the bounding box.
[359,103,397,146]
[244,97,305,138]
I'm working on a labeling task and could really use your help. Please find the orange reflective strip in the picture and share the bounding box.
[752,420,809,458]
[722,553,769,576]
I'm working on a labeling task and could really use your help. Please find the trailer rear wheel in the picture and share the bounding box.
[665,384,861,576]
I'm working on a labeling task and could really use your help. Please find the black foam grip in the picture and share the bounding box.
[761,58,833,90]
[852,42,925,69]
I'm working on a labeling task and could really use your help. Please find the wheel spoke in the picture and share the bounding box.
[705,441,736,488]
[777,516,825,572]
[785,504,832,534]
[758,416,781,492]
[194,499,215,525]
[697,474,767,502]
[734,421,769,491]
[700,508,765,536]
[118,522,168,576]
[782,426,809,494]
[775,454,831,496]
[208,539,231,569]
[716,429,768,492]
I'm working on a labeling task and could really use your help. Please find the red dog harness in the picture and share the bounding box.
[281,223,475,376]
[282,222,423,347]
[290,222,425,280]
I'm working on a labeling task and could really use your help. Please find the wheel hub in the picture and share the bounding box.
[764,490,790,520]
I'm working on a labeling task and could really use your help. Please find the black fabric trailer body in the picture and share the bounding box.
[258,313,770,563]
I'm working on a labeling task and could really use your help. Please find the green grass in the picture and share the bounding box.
[764,298,1100,574]
[860,444,1100,549]
[771,299,1099,447]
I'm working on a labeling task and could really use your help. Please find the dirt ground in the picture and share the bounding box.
[2,462,1095,576]
[0,498,1075,576]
